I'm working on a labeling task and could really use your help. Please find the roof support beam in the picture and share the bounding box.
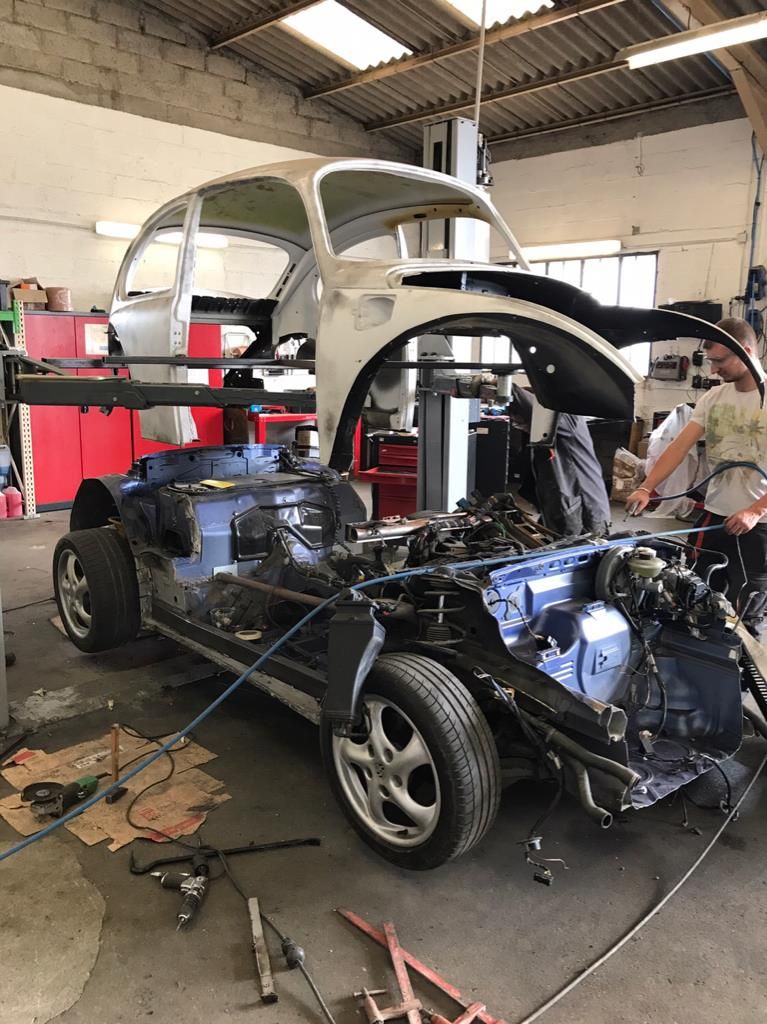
[210,0,319,50]
[366,59,623,132]
[486,84,737,144]
[658,0,767,152]
[303,0,628,98]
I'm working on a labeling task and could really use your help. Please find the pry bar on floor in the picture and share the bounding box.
[129,836,321,874]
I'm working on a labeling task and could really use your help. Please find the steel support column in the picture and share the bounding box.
[417,118,487,512]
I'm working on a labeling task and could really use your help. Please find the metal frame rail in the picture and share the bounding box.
[0,333,521,737]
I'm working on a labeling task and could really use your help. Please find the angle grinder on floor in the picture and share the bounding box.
[21,773,108,818]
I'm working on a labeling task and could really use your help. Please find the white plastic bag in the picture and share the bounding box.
[645,404,708,517]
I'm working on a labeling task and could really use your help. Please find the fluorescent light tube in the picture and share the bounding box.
[282,0,411,70]
[442,1,554,27]
[620,11,767,70]
[158,231,229,249]
[521,239,621,262]
[95,220,139,240]
[95,223,227,249]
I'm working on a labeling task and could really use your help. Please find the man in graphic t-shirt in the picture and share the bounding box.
[626,317,767,634]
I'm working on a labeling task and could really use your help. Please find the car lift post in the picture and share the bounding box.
[417,118,489,512]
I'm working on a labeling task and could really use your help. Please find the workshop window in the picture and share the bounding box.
[529,252,658,373]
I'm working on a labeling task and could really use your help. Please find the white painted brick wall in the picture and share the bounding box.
[493,119,759,306]
[492,118,764,421]
[0,84,319,308]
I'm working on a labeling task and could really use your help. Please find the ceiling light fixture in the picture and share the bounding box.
[619,11,767,70]
[520,239,622,262]
[95,220,139,240]
[281,0,411,70]
[443,0,554,27]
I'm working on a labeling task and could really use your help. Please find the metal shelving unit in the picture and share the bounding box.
[0,301,37,519]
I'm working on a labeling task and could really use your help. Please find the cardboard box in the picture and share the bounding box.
[9,278,47,310]
[10,287,47,309]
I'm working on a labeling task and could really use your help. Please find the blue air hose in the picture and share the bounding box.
[0,519,728,865]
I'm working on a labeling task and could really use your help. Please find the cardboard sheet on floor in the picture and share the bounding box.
[0,730,230,851]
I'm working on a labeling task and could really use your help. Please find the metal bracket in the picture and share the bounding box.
[323,592,385,733]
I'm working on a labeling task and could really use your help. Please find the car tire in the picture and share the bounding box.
[53,527,140,653]
[321,652,501,869]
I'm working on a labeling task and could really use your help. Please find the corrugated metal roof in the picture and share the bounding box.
[143,0,764,149]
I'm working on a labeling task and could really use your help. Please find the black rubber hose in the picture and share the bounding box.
[743,705,767,740]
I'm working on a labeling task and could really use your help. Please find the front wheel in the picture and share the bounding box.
[53,527,141,653]
[320,653,501,869]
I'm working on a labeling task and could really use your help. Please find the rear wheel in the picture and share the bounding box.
[53,527,140,653]
[321,653,500,869]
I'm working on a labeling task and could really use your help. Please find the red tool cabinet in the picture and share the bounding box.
[24,312,224,508]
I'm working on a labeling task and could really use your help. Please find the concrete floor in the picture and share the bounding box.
[1,511,766,1024]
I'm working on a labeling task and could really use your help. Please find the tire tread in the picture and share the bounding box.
[322,652,500,868]
[53,527,140,652]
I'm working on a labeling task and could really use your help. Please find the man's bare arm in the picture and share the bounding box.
[626,421,704,513]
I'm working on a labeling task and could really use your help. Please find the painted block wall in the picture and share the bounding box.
[491,117,765,423]
[0,0,404,161]
[0,84,316,310]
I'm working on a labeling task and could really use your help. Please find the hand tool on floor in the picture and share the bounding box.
[354,987,421,1024]
[22,772,109,818]
[137,837,321,931]
[105,722,128,805]
[338,910,508,1024]
[152,851,211,929]
[247,896,277,1004]
[129,836,321,874]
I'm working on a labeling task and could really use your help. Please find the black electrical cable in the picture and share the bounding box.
[214,848,337,1024]
[118,720,336,1021]
[118,724,195,845]
[3,596,56,613]
[706,759,733,813]
[514,752,767,1024]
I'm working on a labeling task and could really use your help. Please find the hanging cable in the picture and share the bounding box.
[472,0,488,129]
[745,133,765,340]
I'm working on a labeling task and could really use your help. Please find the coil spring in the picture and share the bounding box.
[742,651,767,718]
[417,586,467,646]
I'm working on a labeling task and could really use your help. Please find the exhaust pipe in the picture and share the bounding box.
[523,713,641,790]
[562,755,613,829]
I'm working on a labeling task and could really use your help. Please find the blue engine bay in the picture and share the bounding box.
[72,444,747,819]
